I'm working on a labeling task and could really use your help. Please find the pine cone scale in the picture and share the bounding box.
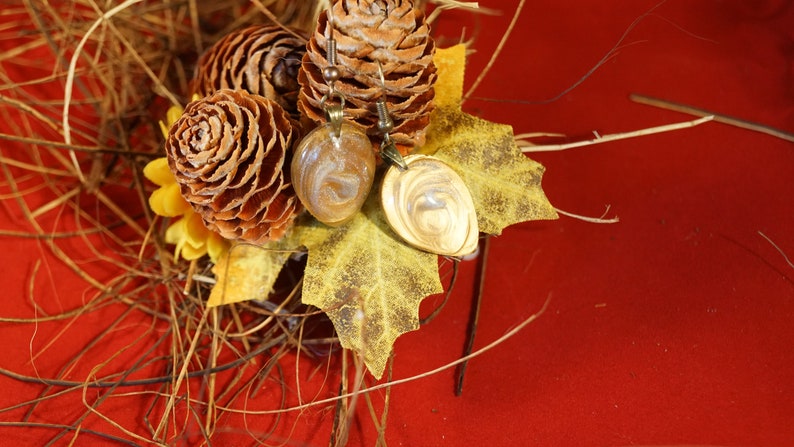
[193,25,308,118]
[165,90,301,244]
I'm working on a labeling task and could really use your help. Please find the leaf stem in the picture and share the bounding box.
[455,235,490,396]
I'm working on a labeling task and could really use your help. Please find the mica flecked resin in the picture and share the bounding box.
[381,154,478,257]
[291,122,376,226]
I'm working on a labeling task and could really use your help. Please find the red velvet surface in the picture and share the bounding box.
[1,1,793,446]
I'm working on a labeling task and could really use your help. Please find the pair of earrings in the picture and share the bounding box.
[291,21,478,257]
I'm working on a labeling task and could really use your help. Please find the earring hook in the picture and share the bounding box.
[320,3,343,137]
[375,61,408,170]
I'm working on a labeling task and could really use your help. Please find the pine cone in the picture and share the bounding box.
[165,89,302,244]
[192,25,307,118]
[298,0,437,153]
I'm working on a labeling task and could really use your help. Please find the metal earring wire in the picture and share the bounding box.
[375,61,408,170]
[320,10,345,137]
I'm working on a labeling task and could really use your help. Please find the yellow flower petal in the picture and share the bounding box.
[149,183,190,217]
[159,120,170,140]
[181,241,208,261]
[184,212,210,246]
[164,217,187,261]
[165,217,186,245]
[164,185,191,215]
[161,209,230,262]
[184,233,206,252]
[206,233,230,263]
[164,216,208,261]
[160,103,186,138]
[166,104,184,126]
[143,157,175,186]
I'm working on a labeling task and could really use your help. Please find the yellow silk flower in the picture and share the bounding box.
[143,103,229,263]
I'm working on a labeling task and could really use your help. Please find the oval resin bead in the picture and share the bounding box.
[291,122,376,226]
[381,154,478,257]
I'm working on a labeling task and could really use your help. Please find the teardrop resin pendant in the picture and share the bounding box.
[291,122,376,226]
[381,154,478,257]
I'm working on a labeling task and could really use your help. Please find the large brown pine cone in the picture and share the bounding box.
[192,25,307,118]
[298,0,437,153]
[165,89,302,243]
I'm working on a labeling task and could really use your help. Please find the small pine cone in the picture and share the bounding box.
[192,25,307,118]
[165,89,302,244]
[298,0,437,153]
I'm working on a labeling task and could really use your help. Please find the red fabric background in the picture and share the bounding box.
[1,0,792,446]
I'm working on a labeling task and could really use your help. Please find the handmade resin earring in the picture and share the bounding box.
[376,65,479,258]
[291,13,375,227]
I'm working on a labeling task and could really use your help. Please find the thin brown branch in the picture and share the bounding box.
[631,93,794,143]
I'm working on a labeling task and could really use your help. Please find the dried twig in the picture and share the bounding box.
[522,115,714,152]
[631,94,794,143]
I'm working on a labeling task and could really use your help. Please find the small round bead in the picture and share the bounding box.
[378,120,394,134]
[322,66,341,83]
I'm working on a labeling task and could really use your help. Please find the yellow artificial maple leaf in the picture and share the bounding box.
[298,194,443,378]
[424,45,558,233]
[207,241,294,308]
[293,45,556,378]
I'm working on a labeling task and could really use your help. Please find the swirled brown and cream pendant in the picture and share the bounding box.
[381,155,478,257]
[291,122,376,226]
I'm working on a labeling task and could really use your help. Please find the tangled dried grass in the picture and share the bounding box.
[0,1,483,445]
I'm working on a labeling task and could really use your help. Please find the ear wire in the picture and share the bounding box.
[319,5,344,137]
[375,61,408,170]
